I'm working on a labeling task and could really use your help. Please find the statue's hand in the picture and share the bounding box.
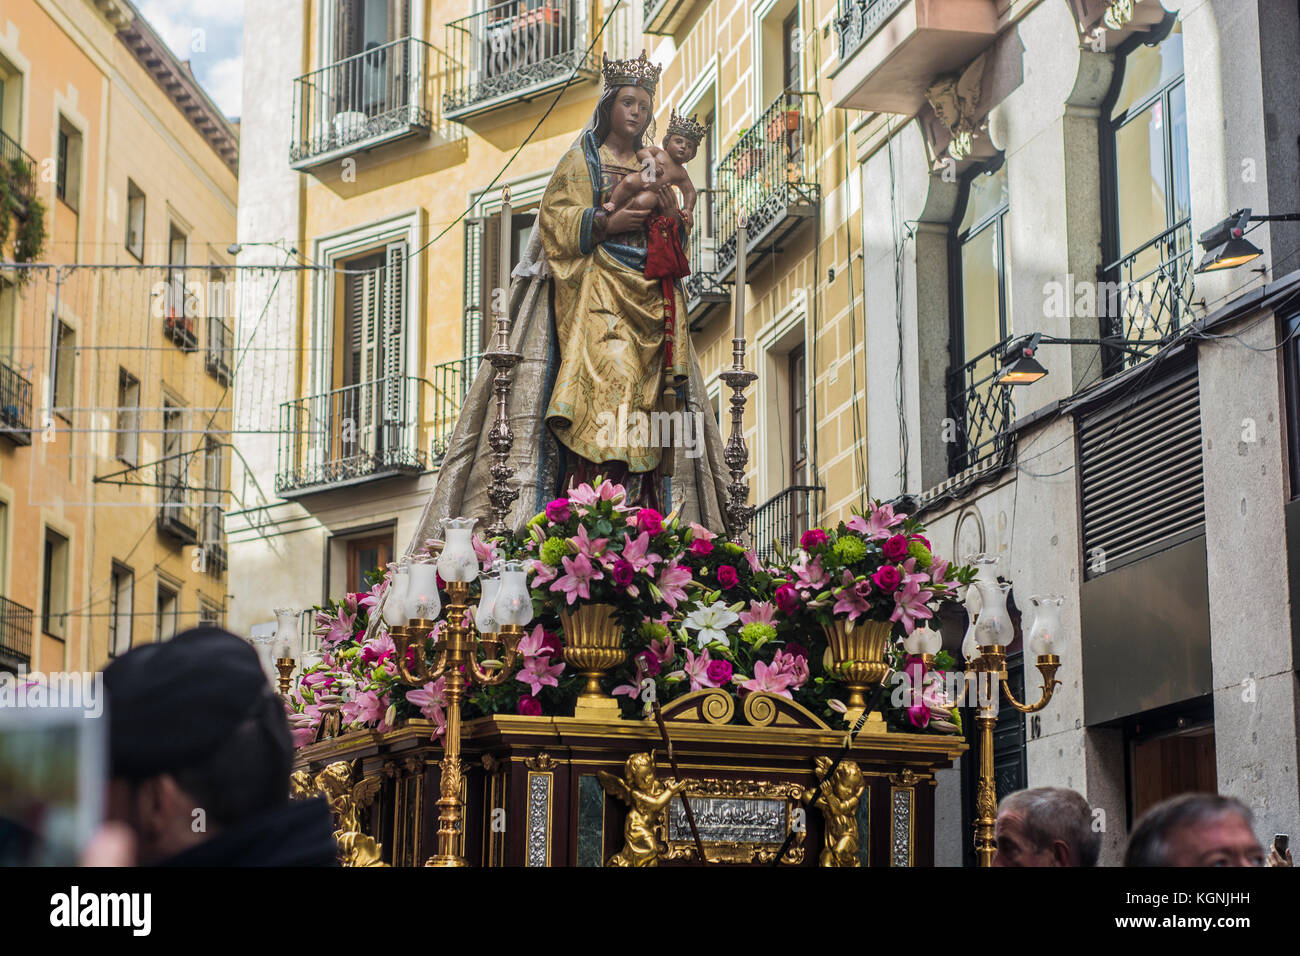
[607,206,650,236]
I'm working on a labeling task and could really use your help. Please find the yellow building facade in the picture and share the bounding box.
[0,0,238,673]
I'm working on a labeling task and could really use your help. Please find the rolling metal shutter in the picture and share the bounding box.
[1078,365,1204,577]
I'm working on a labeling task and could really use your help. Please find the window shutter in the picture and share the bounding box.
[382,243,407,450]
[336,0,359,61]
[463,217,485,357]
[1078,365,1204,576]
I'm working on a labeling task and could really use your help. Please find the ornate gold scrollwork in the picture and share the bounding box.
[805,756,866,868]
[597,752,689,867]
[742,692,832,730]
[656,688,735,725]
[524,751,558,771]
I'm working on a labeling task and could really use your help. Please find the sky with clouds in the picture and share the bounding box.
[137,0,244,120]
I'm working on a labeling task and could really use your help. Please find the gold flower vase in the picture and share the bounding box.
[823,617,893,733]
[560,603,625,719]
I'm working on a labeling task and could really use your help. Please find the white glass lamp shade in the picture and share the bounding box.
[973,581,1013,647]
[273,607,300,660]
[967,553,1000,584]
[438,517,480,583]
[1027,594,1065,658]
[476,575,501,634]
[903,626,942,657]
[382,565,410,628]
[494,561,533,628]
[406,557,441,621]
[251,634,276,679]
[961,584,982,661]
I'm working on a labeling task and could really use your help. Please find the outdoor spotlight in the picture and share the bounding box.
[1195,209,1262,273]
[995,333,1048,386]
[226,242,242,255]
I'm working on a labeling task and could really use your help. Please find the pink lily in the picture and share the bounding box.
[567,524,609,561]
[516,622,550,659]
[688,522,717,543]
[669,647,716,691]
[847,502,907,540]
[551,552,604,605]
[650,633,676,664]
[790,552,829,591]
[620,531,663,573]
[517,656,566,696]
[531,558,559,587]
[655,560,694,610]
[319,606,356,646]
[738,600,777,627]
[741,660,795,699]
[890,579,935,635]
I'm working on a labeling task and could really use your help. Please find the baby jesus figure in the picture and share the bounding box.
[604,108,707,231]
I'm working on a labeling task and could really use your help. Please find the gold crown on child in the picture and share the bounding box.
[601,51,662,95]
[666,108,708,145]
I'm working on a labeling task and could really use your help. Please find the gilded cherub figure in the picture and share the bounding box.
[597,752,691,867]
[804,756,866,868]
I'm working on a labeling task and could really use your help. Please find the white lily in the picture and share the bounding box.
[682,601,740,649]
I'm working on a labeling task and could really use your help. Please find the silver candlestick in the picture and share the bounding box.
[720,339,757,544]
[485,187,522,540]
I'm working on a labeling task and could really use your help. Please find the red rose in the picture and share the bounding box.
[706,659,733,685]
[785,641,809,660]
[717,564,739,589]
[545,498,572,523]
[517,695,543,716]
[882,534,909,561]
[636,651,662,677]
[800,529,828,550]
[612,558,635,587]
[872,565,902,592]
[540,630,563,657]
[690,538,714,556]
[910,534,931,550]
[774,584,800,614]
[636,508,665,535]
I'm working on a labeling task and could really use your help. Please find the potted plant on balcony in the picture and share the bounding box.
[0,155,47,280]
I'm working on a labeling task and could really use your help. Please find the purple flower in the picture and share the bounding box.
[636,508,665,535]
[636,651,662,677]
[774,584,800,614]
[882,534,910,561]
[872,565,902,593]
[717,564,738,589]
[545,498,572,523]
[517,695,543,717]
[785,641,809,660]
[612,557,635,587]
[705,659,733,685]
[800,528,828,550]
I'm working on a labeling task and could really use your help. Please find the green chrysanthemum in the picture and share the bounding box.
[739,622,776,646]
[833,536,867,564]
[639,620,670,641]
[907,540,933,567]
[540,536,569,566]
[720,542,746,556]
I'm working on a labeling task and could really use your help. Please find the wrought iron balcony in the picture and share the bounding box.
[201,508,227,574]
[643,0,701,35]
[749,485,824,565]
[443,0,598,121]
[277,375,427,496]
[1,129,37,216]
[830,0,999,115]
[946,337,1015,478]
[684,201,730,328]
[158,474,200,545]
[1099,219,1195,375]
[714,92,820,284]
[0,359,33,446]
[290,36,437,171]
[0,594,34,668]
[206,316,234,385]
[429,353,482,465]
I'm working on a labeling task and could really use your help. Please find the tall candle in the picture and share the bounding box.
[499,186,512,307]
[734,217,747,342]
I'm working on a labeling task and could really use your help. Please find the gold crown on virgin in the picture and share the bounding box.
[601,50,662,95]
[666,107,708,145]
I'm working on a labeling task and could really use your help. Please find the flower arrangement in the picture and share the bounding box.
[286,491,975,745]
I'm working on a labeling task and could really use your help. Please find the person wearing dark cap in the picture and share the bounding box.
[101,626,339,866]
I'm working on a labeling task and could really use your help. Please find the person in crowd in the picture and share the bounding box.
[993,786,1101,867]
[99,626,338,866]
[1125,793,1268,867]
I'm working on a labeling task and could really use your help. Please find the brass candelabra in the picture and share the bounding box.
[963,644,1061,867]
[390,582,522,867]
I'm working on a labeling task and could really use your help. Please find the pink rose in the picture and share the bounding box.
[872,565,902,593]
[636,508,665,535]
[882,534,909,561]
[774,584,800,614]
[690,538,714,556]
[545,498,572,523]
[717,564,739,589]
[800,529,828,550]
[612,557,635,587]
[517,695,543,716]
[706,659,733,685]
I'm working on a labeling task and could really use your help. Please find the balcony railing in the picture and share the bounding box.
[202,510,227,574]
[443,0,597,121]
[430,353,482,465]
[0,594,34,667]
[834,0,907,62]
[946,337,1015,477]
[684,195,730,326]
[1100,219,1195,374]
[0,359,33,446]
[749,485,823,564]
[290,36,436,170]
[714,92,820,283]
[206,316,233,385]
[643,0,699,35]
[157,473,200,545]
[1,129,37,214]
[277,375,427,495]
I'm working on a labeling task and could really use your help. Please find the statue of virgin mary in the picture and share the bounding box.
[401,51,732,552]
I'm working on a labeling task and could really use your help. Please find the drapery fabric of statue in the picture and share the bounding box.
[394,127,731,572]
[540,136,690,475]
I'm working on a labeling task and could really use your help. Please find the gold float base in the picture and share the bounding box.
[573,695,622,719]
[424,855,469,867]
[844,709,887,733]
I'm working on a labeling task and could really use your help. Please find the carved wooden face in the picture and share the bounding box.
[610,86,653,143]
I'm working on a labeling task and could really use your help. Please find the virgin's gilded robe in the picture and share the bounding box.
[539,132,690,473]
